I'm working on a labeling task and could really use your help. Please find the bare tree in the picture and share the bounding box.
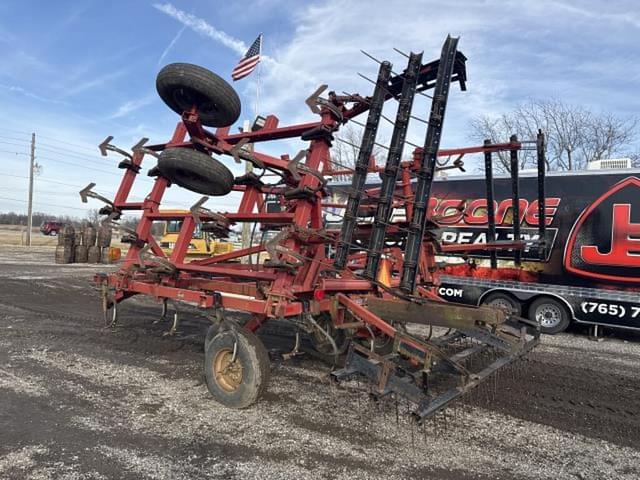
[581,113,638,165]
[469,99,638,172]
[330,124,386,181]
[85,208,101,227]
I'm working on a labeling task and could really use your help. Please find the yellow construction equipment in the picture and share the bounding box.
[159,211,233,258]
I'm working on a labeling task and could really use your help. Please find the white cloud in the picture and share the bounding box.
[157,25,187,66]
[153,3,247,56]
[0,83,67,106]
[62,68,128,97]
[108,95,156,120]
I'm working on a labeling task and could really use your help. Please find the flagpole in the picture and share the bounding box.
[255,33,263,119]
[241,34,263,261]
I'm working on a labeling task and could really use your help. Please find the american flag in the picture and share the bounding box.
[231,34,262,81]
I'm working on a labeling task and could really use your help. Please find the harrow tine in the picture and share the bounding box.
[98,135,133,160]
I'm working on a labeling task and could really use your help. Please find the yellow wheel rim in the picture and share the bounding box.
[213,348,243,392]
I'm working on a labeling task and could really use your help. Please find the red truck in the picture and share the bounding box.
[40,220,65,236]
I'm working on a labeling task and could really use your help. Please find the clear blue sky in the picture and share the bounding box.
[0,0,638,217]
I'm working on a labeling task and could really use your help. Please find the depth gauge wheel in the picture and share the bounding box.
[156,63,241,127]
[157,148,234,196]
[204,329,270,408]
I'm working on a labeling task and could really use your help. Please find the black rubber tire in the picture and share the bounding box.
[87,245,101,264]
[157,148,234,196]
[204,323,219,349]
[156,63,241,128]
[74,245,88,263]
[55,245,73,264]
[528,297,571,335]
[481,292,522,316]
[204,328,270,408]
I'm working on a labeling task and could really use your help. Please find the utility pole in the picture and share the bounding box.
[26,132,35,246]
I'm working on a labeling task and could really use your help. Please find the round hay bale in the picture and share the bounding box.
[74,244,88,263]
[55,245,74,264]
[59,225,75,248]
[96,226,112,248]
[83,226,97,246]
[87,245,102,264]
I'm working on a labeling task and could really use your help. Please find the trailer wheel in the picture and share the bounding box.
[529,297,570,334]
[204,328,270,408]
[481,292,521,316]
[157,148,234,196]
[156,63,241,128]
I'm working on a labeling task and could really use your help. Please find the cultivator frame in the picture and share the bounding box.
[90,37,541,420]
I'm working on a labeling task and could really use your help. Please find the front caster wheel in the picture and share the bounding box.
[204,328,270,408]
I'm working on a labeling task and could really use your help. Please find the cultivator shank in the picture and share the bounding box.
[87,37,541,421]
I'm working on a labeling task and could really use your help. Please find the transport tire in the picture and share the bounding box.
[481,292,522,316]
[87,245,101,264]
[83,226,97,246]
[74,245,88,263]
[96,226,112,248]
[204,323,220,349]
[54,245,73,264]
[157,148,234,196]
[156,63,241,128]
[50,231,57,237]
[528,297,571,334]
[204,328,270,408]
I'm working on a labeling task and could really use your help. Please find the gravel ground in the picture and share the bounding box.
[1,246,639,479]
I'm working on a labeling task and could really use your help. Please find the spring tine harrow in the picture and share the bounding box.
[334,60,392,270]
[364,51,422,280]
[86,35,541,426]
[400,35,459,294]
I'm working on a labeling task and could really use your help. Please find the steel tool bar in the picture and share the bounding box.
[536,130,546,261]
[364,52,422,279]
[484,139,498,268]
[400,36,459,293]
[334,60,392,270]
[510,134,521,266]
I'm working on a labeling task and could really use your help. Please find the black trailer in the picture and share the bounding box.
[328,166,640,334]
[427,167,640,334]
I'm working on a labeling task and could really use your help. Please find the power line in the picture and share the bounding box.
[0,149,28,156]
[0,129,106,154]
[0,195,91,212]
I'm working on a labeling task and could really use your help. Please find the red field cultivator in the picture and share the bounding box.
[87,37,540,421]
